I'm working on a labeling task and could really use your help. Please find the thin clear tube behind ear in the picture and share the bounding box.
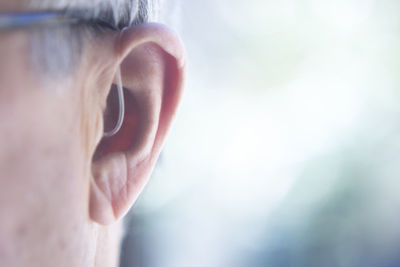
[103,67,125,138]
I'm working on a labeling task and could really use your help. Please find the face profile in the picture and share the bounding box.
[0,1,186,266]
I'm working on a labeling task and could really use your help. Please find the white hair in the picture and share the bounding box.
[30,0,159,27]
[28,0,160,80]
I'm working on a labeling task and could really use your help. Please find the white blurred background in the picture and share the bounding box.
[120,1,400,266]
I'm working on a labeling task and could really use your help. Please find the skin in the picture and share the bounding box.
[0,2,186,267]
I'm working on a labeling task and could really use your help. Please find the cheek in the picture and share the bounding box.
[0,85,91,264]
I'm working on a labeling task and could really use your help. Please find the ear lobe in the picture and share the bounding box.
[89,23,186,225]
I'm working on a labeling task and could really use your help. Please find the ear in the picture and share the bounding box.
[89,23,186,225]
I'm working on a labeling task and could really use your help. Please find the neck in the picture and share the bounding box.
[94,221,123,267]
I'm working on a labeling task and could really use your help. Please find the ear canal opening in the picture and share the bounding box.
[103,67,125,138]
[93,86,140,161]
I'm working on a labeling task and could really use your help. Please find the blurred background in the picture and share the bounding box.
[121,0,400,266]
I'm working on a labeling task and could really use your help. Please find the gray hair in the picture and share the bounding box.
[30,0,159,26]
[28,0,160,80]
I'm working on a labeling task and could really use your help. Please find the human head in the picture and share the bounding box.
[0,0,186,266]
